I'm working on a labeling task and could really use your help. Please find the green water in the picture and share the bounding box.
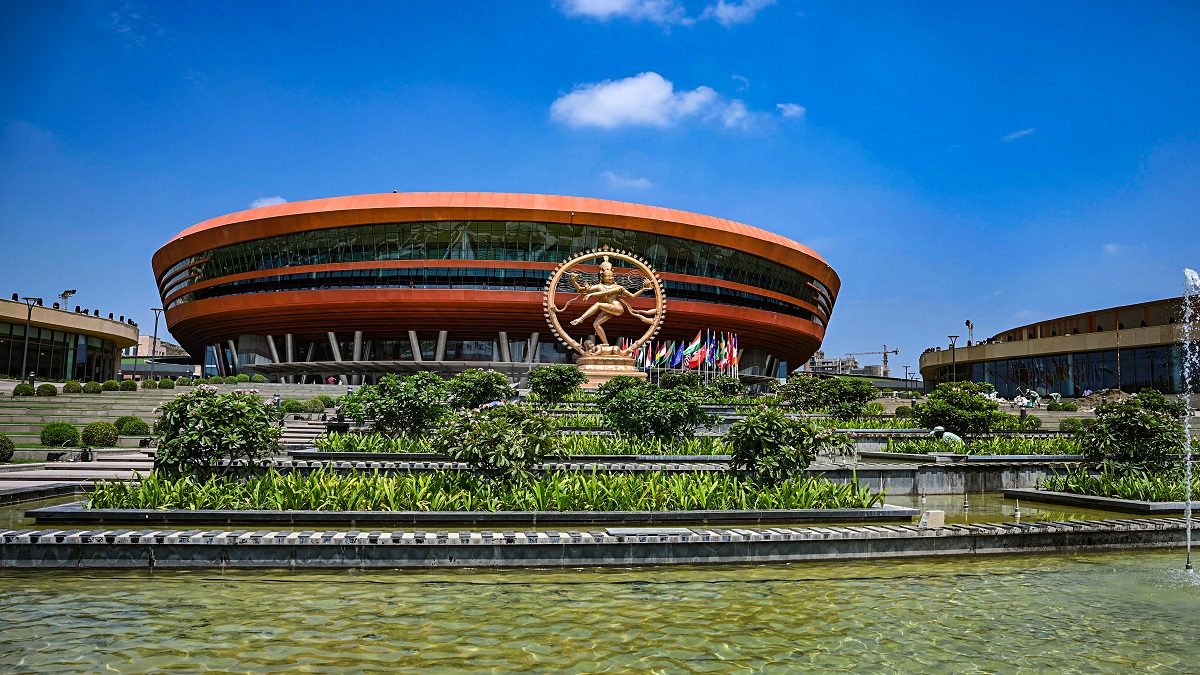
[0,552,1197,672]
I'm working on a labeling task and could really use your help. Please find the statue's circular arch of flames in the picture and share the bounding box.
[542,247,666,357]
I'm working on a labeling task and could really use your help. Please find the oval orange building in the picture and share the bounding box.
[152,192,839,382]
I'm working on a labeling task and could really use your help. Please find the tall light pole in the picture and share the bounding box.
[948,335,959,384]
[903,365,912,381]
[20,297,41,385]
[149,307,163,382]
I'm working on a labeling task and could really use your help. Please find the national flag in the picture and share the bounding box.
[687,344,705,370]
[671,342,684,367]
[682,332,703,356]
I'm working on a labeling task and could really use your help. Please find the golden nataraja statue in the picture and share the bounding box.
[543,248,665,381]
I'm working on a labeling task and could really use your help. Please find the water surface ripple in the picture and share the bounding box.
[2,551,1198,673]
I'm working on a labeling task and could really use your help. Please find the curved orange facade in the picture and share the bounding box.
[152,192,840,374]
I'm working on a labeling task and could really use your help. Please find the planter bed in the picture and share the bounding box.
[860,451,1086,464]
[1000,488,1200,514]
[289,450,734,463]
[26,501,919,527]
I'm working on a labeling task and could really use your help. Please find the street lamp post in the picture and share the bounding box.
[948,335,959,383]
[149,308,163,382]
[19,297,41,385]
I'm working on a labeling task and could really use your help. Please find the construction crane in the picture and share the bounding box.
[845,345,899,378]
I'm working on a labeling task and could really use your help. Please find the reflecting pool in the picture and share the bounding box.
[1,551,1198,673]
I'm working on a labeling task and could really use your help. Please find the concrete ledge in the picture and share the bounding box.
[27,502,919,527]
[860,451,1086,463]
[1001,488,1200,514]
[0,483,86,506]
[1,517,1192,569]
[289,451,734,463]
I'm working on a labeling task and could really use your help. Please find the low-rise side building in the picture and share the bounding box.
[0,297,138,382]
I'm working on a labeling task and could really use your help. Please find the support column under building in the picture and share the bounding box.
[408,331,422,362]
[526,332,540,364]
[352,331,363,385]
[498,332,511,362]
[211,344,227,377]
[226,340,240,375]
[266,336,281,382]
[301,342,315,384]
[327,332,346,385]
[285,334,295,384]
[434,331,448,362]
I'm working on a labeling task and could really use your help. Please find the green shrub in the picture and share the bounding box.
[280,399,306,414]
[312,394,336,409]
[176,376,193,386]
[233,374,251,383]
[141,379,158,390]
[1059,417,1092,435]
[116,416,151,436]
[102,380,120,391]
[251,374,267,383]
[1059,401,1078,412]
[83,381,103,394]
[912,382,1002,438]
[432,405,559,481]
[1046,400,1062,412]
[35,383,57,397]
[0,434,12,462]
[776,376,877,419]
[449,369,515,410]
[119,380,138,391]
[706,375,747,398]
[1022,414,1042,430]
[81,421,119,447]
[62,380,82,394]
[595,375,646,405]
[194,377,210,385]
[1079,388,1186,471]
[207,376,224,384]
[11,383,34,397]
[157,378,175,389]
[659,371,701,390]
[894,406,913,419]
[305,398,327,413]
[40,422,79,447]
[727,408,852,485]
[153,386,282,477]
[527,365,588,404]
[602,385,717,440]
[342,372,449,436]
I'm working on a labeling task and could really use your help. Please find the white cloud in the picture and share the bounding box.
[601,171,653,189]
[776,103,806,119]
[1000,128,1036,142]
[551,72,753,129]
[701,0,776,26]
[250,196,287,208]
[731,74,750,91]
[1102,243,1122,254]
[556,0,690,25]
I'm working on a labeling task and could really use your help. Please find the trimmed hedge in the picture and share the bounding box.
[12,383,34,397]
[115,415,151,436]
[35,383,57,397]
[0,434,13,462]
[83,381,103,394]
[280,399,307,414]
[157,378,175,389]
[305,398,327,413]
[119,380,138,391]
[176,376,193,386]
[208,376,224,384]
[40,422,79,447]
[81,421,119,447]
[62,380,82,394]
[141,379,158,390]
[251,374,267,383]
[101,380,120,391]
[234,374,251,383]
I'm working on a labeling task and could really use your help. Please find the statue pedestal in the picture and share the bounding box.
[576,355,646,388]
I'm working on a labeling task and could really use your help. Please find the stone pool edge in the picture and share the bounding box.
[1,518,1193,569]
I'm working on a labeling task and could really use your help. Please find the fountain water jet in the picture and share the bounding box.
[1182,268,1200,572]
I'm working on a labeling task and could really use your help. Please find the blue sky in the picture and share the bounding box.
[1,0,1198,374]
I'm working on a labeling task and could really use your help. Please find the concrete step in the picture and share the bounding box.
[2,434,148,447]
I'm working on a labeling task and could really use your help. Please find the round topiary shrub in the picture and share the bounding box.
[157,378,175,389]
[81,421,119,447]
[194,377,210,385]
[251,374,267,383]
[894,405,913,419]
[207,376,224,384]
[313,394,336,409]
[176,376,193,386]
[119,418,151,436]
[119,380,138,391]
[62,380,82,394]
[1060,401,1078,412]
[234,374,251,383]
[305,397,327,413]
[280,398,307,414]
[83,381,103,394]
[0,434,13,462]
[102,380,120,391]
[141,379,158,390]
[12,383,35,397]
[40,422,79,447]
[1045,400,1062,412]
[35,383,57,397]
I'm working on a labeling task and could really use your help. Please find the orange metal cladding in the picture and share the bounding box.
[152,193,839,364]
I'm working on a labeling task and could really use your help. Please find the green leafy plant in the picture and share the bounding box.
[1059,401,1078,412]
[81,421,119,447]
[1045,400,1062,412]
[432,405,560,481]
[206,376,223,384]
[176,376,193,386]
[727,408,852,485]
[62,380,82,394]
[448,368,515,410]
[83,381,103,394]
[602,384,718,440]
[775,376,878,419]
[706,375,747,398]
[595,375,646,405]
[101,380,120,391]
[659,371,701,390]
[141,379,158,390]
[894,406,913,419]
[527,365,588,404]
[40,422,79,447]
[35,383,57,397]
[11,383,34,397]
[234,374,251,383]
[119,380,138,391]
[313,394,336,408]
[1059,417,1093,435]
[153,385,282,477]
[342,372,450,436]
[280,399,306,414]
[251,374,267,383]
[305,398,327,413]
[911,381,1002,438]
[0,434,13,462]
[1078,388,1185,472]
[116,416,151,436]
[194,377,210,384]
[1040,465,1200,502]
[157,378,175,389]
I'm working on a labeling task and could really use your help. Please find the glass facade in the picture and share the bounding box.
[159,220,834,316]
[0,320,116,382]
[928,345,1189,397]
